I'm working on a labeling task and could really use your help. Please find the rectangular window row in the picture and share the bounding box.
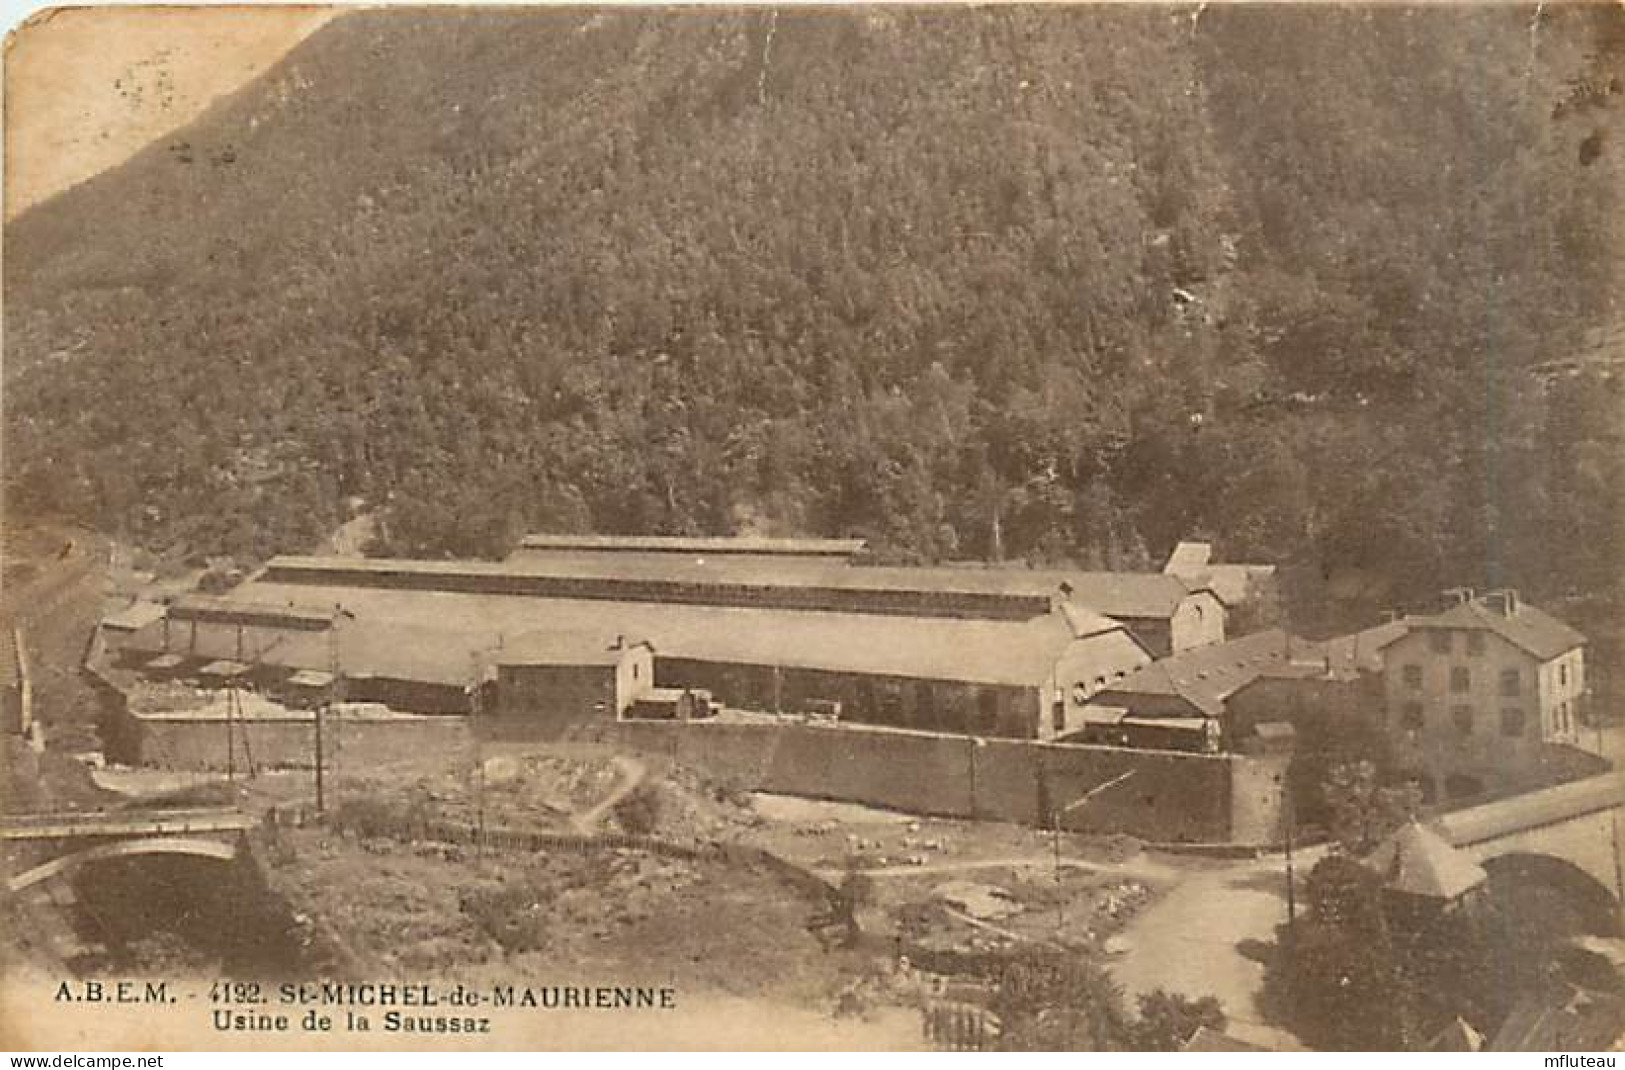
[1403,664,1522,696]
[1397,702,1527,738]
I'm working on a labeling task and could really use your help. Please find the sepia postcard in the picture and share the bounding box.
[1,1,1622,1053]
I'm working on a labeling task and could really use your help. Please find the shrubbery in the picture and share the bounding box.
[460,881,551,953]
[611,784,663,836]
[1130,990,1226,1051]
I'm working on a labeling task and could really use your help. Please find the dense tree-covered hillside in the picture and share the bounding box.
[5,6,1621,606]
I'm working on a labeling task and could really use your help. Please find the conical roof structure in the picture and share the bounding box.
[1364,820,1488,900]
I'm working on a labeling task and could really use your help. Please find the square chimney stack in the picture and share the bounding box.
[1483,589,1520,617]
[1443,587,1476,609]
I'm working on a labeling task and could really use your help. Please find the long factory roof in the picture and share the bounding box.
[150,577,1147,689]
[261,554,1214,621]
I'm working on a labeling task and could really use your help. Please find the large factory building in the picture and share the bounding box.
[109,536,1226,741]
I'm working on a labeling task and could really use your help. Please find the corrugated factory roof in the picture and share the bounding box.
[1167,563,1275,607]
[1093,628,1294,717]
[100,600,168,632]
[1058,601,1129,640]
[263,554,1208,621]
[1250,620,1409,682]
[1165,541,1213,569]
[205,580,1138,689]
[125,619,501,688]
[169,594,335,630]
[643,606,1078,685]
[1319,619,1409,673]
[1163,541,1275,606]
[493,630,648,667]
[517,534,867,557]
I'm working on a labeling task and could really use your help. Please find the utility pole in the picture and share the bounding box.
[1584,690,1622,934]
[316,620,339,813]
[1612,802,1625,938]
[225,681,237,786]
[469,648,486,859]
[314,699,325,813]
[1052,769,1136,934]
[1284,785,1297,941]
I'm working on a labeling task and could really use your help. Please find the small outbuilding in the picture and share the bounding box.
[1363,820,1487,908]
[489,632,655,740]
[98,601,168,649]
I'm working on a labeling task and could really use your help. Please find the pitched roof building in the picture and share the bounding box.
[1363,820,1487,901]
[514,534,868,560]
[1163,540,1278,618]
[1087,627,1295,720]
[1381,589,1588,802]
[124,546,1169,739]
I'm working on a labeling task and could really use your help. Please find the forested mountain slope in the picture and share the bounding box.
[6,6,1621,604]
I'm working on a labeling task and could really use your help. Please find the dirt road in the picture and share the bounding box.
[571,754,648,833]
[827,852,1177,884]
[1,523,117,810]
[1110,849,1325,1051]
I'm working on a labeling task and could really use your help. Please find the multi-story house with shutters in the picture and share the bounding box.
[1380,589,1587,802]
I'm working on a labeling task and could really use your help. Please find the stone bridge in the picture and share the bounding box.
[1436,772,1625,934]
[1,807,255,893]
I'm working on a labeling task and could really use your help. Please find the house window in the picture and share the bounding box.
[1429,631,1452,655]
[632,663,640,680]
[1467,632,1485,656]
[1501,707,1525,737]
[1499,668,1521,697]
[1401,702,1424,730]
[1402,664,1423,689]
[1452,705,1474,736]
[1559,662,1569,688]
[1450,667,1471,693]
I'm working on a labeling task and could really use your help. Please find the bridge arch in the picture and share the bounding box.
[7,837,239,894]
[1481,852,1620,937]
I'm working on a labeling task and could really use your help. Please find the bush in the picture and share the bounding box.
[331,797,401,840]
[330,792,433,840]
[994,951,1130,1050]
[1130,989,1226,1051]
[460,880,550,953]
[612,784,663,836]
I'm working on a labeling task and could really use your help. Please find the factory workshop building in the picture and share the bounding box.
[489,633,655,740]
[211,549,1166,740]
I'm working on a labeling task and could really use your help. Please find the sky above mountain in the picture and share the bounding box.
[4,5,331,217]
